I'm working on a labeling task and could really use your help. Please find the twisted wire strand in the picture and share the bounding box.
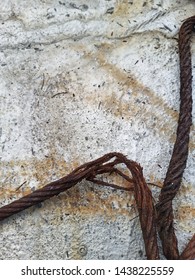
[0,153,118,221]
[125,161,159,259]
[0,152,159,260]
[156,16,195,260]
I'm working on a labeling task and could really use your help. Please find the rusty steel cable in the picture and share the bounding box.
[156,15,195,260]
[0,16,195,260]
[0,153,129,221]
[0,153,159,260]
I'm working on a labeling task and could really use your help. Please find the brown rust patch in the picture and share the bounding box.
[178,184,195,195]
[113,0,130,17]
[47,185,137,223]
[177,206,195,219]
[112,0,136,17]
[176,205,195,231]
[0,155,75,199]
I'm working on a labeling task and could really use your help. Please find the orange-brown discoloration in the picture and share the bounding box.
[0,156,71,198]
[176,205,195,231]
[114,0,130,17]
[59,188,136,218]
[177,206,195,219]
[83,48,195,144]
[40,190,136,228]
[71,42,195,152]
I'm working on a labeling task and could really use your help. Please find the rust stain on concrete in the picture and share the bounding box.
[113,0,130,17]
[176,205,195,231]
[0,156,71,198]
[46,191,137,230]
[82,48,195,152]
[84,52,173,118]
[68,40,194,151]
[177,206,195,218]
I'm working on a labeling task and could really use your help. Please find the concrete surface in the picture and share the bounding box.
[0,0,195,259]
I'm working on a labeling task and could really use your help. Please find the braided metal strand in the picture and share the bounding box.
[156,16,195,260]
[0,153,121,221]
[0,175,82,221]
[125,161,159,259]
[0,152,159,259]
[106,154,160,260]
[0,152,133,221]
